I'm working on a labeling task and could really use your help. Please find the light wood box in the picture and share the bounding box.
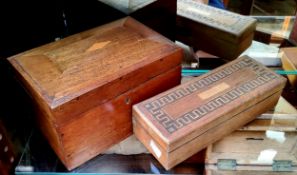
[7,17,183,170]
[133,56,286,170]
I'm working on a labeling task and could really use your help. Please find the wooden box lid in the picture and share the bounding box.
[205,97,297,172]
[133,56,286,153]
[177,0,256,43]
[7,17,181,111]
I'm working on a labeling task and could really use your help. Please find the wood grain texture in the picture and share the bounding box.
[7,17,182,170]
[133,56,286,170]
[280,47,297,88]
[176,0,256,60]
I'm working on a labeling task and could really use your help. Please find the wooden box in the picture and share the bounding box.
[7,17,183,170]
[98,0,176,40]
[133,56,286,170]
[205,97,297,174]
[176,0,257,60]
[280,47,297,88]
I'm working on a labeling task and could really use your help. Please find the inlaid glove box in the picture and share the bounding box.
[133,56,286,170]
[7,17,183,170]
[176,0,257,60]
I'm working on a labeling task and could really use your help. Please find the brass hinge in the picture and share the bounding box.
[272,160,292,172]
[217,159,237,171]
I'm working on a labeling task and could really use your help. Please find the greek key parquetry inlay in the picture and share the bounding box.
[144,57,278,134]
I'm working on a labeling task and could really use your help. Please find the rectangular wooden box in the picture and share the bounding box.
[205,97,297,174]
[280,47,297,88]
[7,17,183,170]
[176,0,257,60]
[98,0,176,40]
[133,56,286,170]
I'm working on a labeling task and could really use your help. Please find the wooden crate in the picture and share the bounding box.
[280,47,297,88]
[7,17,183,170]
[205,97,297,174]
[176,0,256,60]
[133,56,286,170]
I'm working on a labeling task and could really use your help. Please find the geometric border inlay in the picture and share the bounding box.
[144,57,278,133]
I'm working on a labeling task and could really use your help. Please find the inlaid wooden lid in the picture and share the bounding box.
[8,17,180,109]
[177,0,257,42]
[133,56,286,152]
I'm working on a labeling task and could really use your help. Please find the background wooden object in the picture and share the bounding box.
[280,47,297,89]
[7,17,183,170]
[176,0,256,60]
[205,97,297,173]
[133,56,286,170]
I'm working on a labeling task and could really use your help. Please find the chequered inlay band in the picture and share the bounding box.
[177,0,254,33]
[144,57,278,133]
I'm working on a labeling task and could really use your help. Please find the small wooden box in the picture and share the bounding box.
[280,47,297,88]
[205,97,297,174]
[176,0,256,60]
[133,56,286,170]
[7,17,183,170]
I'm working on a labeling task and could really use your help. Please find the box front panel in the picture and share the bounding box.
[60,66,181,170]
[135,90,283,170]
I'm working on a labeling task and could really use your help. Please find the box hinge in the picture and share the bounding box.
[217,159,237,171]
[272,160,292,172]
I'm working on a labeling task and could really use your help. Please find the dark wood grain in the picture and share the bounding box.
[133,56,286,170]
[176,0,256,60]
[7,17,182,170]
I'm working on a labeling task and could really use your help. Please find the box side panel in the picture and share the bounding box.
[59,66,181,170]
[131,0,176,40]
[166,90,282,169]
[134,118,169,169]
[6,59,67,165]
[281,50,297,88]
